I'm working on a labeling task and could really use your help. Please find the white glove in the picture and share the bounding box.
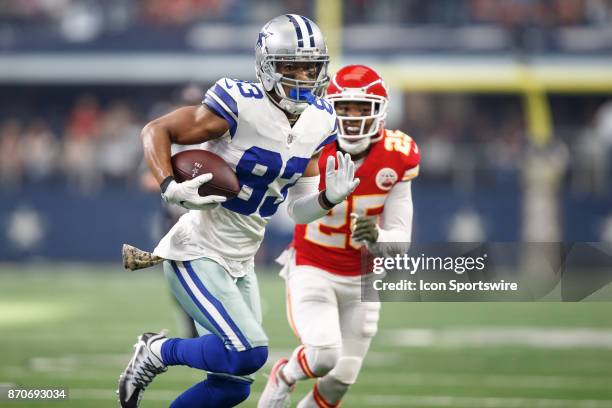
[161,173,227,210]
[324,151,360,204]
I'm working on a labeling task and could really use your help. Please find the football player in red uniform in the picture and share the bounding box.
[259,65,420,408]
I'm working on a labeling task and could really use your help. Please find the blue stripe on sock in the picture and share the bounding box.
[203,95,237,137]
[170,261,235,350]
[286,14,304,47]
[183,261,251,351]
[300,16,315,47]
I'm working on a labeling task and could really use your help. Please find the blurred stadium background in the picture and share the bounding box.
[1,0,612,407]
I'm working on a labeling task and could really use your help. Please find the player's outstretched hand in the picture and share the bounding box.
[351,213,379,243]
[324,151,360,205]
[162,173,227,210]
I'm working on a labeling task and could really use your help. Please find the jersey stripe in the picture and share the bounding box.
[313,383,339,408]
[300,15,316,47]
[402,165,420,181]
[170,261,239,350]
[315,133,337,152]
[286,14,304,47]
[183,261,251,350]
[210,83,238,117]
[203,93,237,137]
[297,345,316,378]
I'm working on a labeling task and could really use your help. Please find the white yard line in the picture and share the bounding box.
[29,354,134,372]
[12,360,612,392]
[68,388,263,402]
[65,389,612,408]
[12,357,612,392]
[69,388,179,401]
[359,395,612,408]
[361,373,612,390]
[385,327,612,349]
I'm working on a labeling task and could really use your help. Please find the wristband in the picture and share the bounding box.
[160,176,175,194]
[318,190,336,210]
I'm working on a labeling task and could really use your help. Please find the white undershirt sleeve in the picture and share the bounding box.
[285,176,329,224]
[367,180,414,256]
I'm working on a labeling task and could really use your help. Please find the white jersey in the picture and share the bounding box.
[154,77,337,276]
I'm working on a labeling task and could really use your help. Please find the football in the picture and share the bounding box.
[171,149,240,199]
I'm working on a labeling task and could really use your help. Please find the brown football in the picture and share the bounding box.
[171,149,240,198]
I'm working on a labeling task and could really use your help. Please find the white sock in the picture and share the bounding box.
[296,390,316,408]
[315,375,348,406]
[276,368,293,392]
[282,346,311,384]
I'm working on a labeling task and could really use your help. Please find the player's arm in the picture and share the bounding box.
[354,131,420,251]
[142,105,228,184]
[285,151,360,224]
[141,105,230,210]
[353,180,414,255]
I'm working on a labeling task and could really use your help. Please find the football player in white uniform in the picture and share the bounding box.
[117,15,360,408]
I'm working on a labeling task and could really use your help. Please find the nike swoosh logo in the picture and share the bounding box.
[224,79,233,89]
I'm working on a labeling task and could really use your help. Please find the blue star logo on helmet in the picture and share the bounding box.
[256,31,271,49]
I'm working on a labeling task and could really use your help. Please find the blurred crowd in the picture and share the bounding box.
[0,0,306,26]
[1,0,610,54]
[0,96,142,194]
[412,92,612,197]
[346,0,612,26]
[0,84,207,195]
[1,85,611,197]
[2,0,610,26]
[401,93,525,187]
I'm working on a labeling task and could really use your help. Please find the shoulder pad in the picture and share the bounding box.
[202,78,240,136]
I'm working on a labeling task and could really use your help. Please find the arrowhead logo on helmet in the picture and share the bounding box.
[326,65,389,155]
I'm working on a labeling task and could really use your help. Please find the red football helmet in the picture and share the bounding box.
[326,65,389,154]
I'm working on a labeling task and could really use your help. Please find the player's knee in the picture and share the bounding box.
[228,345,268,375]
[244,345,268,373]
[207,375,251,407]
[307,345,341,377]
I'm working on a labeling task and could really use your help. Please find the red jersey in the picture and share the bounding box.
[293,129,420,276]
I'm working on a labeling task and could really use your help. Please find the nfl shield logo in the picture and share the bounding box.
[286,132,296,146]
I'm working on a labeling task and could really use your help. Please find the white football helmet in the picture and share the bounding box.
[255,14,330,115]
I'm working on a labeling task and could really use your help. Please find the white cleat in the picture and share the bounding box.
[117,332,168,408]
[258,358,295,408]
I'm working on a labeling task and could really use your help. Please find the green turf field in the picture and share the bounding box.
[2,264,612,408]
